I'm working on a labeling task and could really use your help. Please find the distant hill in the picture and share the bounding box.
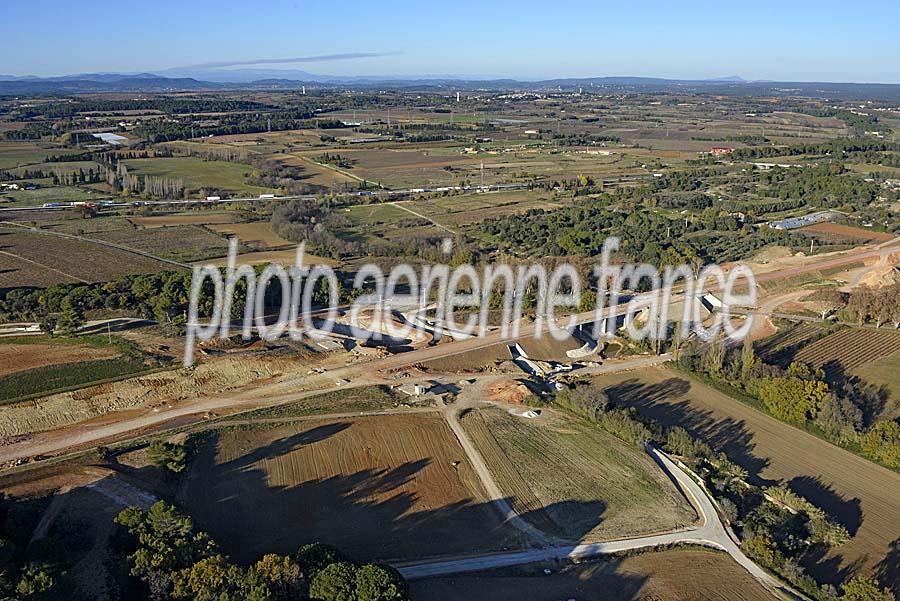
[2,71,900,101]
[0,74,222,94]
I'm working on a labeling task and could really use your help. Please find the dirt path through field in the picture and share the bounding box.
[444,380,559,546]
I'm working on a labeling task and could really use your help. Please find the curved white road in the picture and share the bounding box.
[397,444,800,600]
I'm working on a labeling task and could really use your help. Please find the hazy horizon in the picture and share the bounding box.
[4,0,900,84]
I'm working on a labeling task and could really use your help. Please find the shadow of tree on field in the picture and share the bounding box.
[406,557,651,601]
[603,377,772,484]
[788,475,862,536]
[180,421,609,567]
[800,545,868,592]
[218,422,351,471]
[822,361,891,427]
[875,537,900,597]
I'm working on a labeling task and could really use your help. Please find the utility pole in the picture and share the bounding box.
[267,118,271,133]
[481,161,484,189]
[810,238,814,254]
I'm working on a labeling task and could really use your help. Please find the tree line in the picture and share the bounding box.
[115,500,409,601]
[677,334,900,470]
[554,380,893,601]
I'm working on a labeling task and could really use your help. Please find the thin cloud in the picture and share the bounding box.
[185,52,400,70]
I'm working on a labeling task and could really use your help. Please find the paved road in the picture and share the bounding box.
[396,445,798,599]
[0,317,154,338]
[0,182,534,213]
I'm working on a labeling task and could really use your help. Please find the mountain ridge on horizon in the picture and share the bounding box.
[1,70,900,101]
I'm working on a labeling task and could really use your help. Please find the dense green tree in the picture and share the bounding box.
[14,563,53,597]
[860,421,900,468]
[253,554,305,600]
[840,575,895,601]
[759,377,829,423]
[355,564,408,601]
[115,501,216,585]
[172,554,272,601]
[309,562,358,601]
[147,440,187,473]
[296,543,344,581]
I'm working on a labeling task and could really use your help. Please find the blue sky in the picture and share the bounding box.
[3,0,900,82]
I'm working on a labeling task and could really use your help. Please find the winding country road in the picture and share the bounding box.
[396,444,799,599]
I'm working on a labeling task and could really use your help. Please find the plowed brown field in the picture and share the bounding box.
[179,414,520,563]
[590,367,900,594]
[409,548,775,601]
[795,328,900,374]
[0,343,119,377]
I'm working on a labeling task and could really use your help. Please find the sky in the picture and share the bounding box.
[3,0,900,83]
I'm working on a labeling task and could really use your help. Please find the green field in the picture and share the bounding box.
[462,406,696,541]
[852,350,900,418]
[121,156,274,195]
[0,184,101,207]
[0,335,159,404]
[0,142,60,169]
[227,385,403,420]
[9,160,101,177]
[340,203,414,225]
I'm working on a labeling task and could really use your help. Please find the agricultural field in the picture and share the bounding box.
[0,338,119,377]
[757,321,836,366]
[307,147,477,189]
[0,141,61,169]
[207,220,293,248]
[852,351,900,418]
[410,548,776,601]
[590,366,900,591]
[179,414,520,563]
[460,405,696,541]
[230,385,404,420]
[0,227,174,289]
[402,189,562,227]
[195,247,340,268]
[91,224,230,262]
[794,328,900,376]
[41,215,135,235]
[120,156,274,196]
[0,335,154,404]
[128,211,239,228]
[0,184,102,208]
[278,153,359,189]
[801,222,895,243]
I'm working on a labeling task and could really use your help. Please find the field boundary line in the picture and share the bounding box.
[388,201,458,235]
[0,248,89,284]
[0,221,190,270]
